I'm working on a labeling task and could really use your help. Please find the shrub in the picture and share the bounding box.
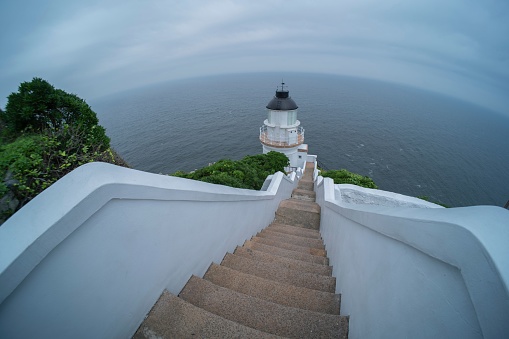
[1,77,110,148]
[0,126,126,214]
[0,78,129,223]
[321,169,378,189]
[172,151,289,190]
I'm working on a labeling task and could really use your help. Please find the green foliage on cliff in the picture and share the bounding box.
[0,78,128,222]
[321,169,378,189]
[0,127,126,208]
[2,77,109,148]
[172,151,289,190]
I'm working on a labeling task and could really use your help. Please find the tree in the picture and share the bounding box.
[1,77,109,148]
[0,78,123,223]
[0,107,5,136]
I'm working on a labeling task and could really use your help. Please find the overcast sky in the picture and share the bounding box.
[1,0,508,114]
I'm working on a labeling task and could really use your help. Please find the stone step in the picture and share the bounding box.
[251,236,327,257]
[292,187,316,201]
[303,168,314,176]
[179,276,348,338]
[233,246,333,276]
[274,199,321,230]
[297,180,314,191]
[204,263,341,314]
[243,240,329,265]
[267,222,322,239]
[300,171,314,179]
[221,253,336,293]
[258,229,325,249]
[294,184,314,191]
[281,198,321,210]
[303,163,315,179]
[133,290,279,339]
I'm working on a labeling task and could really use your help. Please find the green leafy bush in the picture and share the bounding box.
[0,78,128,222]
[321,169,378,189]
[1,77,110,148]
[172,151,289,190]
[0,126,127,214]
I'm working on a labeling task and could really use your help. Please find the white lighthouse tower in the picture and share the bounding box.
[260,82,308,170]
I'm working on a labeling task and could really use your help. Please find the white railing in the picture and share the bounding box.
[316,177,509,339]
[0,163,297,339]
[259,125,304,147]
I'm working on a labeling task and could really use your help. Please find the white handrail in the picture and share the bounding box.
[259,125,305,147]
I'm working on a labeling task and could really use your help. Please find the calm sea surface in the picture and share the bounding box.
[92,73,509,207]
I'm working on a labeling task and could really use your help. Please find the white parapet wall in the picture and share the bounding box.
[316,177,509,339]
[0,162,297,339]
[335,184,444,208]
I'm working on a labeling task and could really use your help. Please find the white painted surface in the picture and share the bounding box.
[316,177,509,339]
[336,184,444,208]
[0,163,297,339]
[288,128,297,144]
[261,104,304,168]
[3,159,506,339]
[261,121,303,144]
[266,110,299,128]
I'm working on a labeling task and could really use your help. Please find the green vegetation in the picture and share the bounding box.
[2,77,109,148]
[320,169,378,189]
[0,78,128,222]
[172,151,289,190]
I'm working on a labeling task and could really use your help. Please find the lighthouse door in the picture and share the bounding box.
[288,128,297,145]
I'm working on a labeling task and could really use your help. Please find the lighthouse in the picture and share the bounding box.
[260,82,308,170]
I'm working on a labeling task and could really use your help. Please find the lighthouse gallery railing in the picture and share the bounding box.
[259,125,305,148]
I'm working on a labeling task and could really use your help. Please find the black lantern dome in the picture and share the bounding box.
[266,82,298,111]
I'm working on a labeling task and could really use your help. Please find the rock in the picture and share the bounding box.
[0,191,19,225]
[0,170,20,225]
[4,170,18,188]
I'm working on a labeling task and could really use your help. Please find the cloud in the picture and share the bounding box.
[0,0,507,113]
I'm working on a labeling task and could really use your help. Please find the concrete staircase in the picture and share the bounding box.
[134,162,349,338]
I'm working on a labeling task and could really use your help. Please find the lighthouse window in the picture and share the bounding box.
[287,111,296,125]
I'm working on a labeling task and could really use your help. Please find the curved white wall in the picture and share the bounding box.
[2,162,507,339]
[316,177,509,339]
[0,163,297,339]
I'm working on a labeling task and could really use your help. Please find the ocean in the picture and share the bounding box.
[91,72,509,208]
